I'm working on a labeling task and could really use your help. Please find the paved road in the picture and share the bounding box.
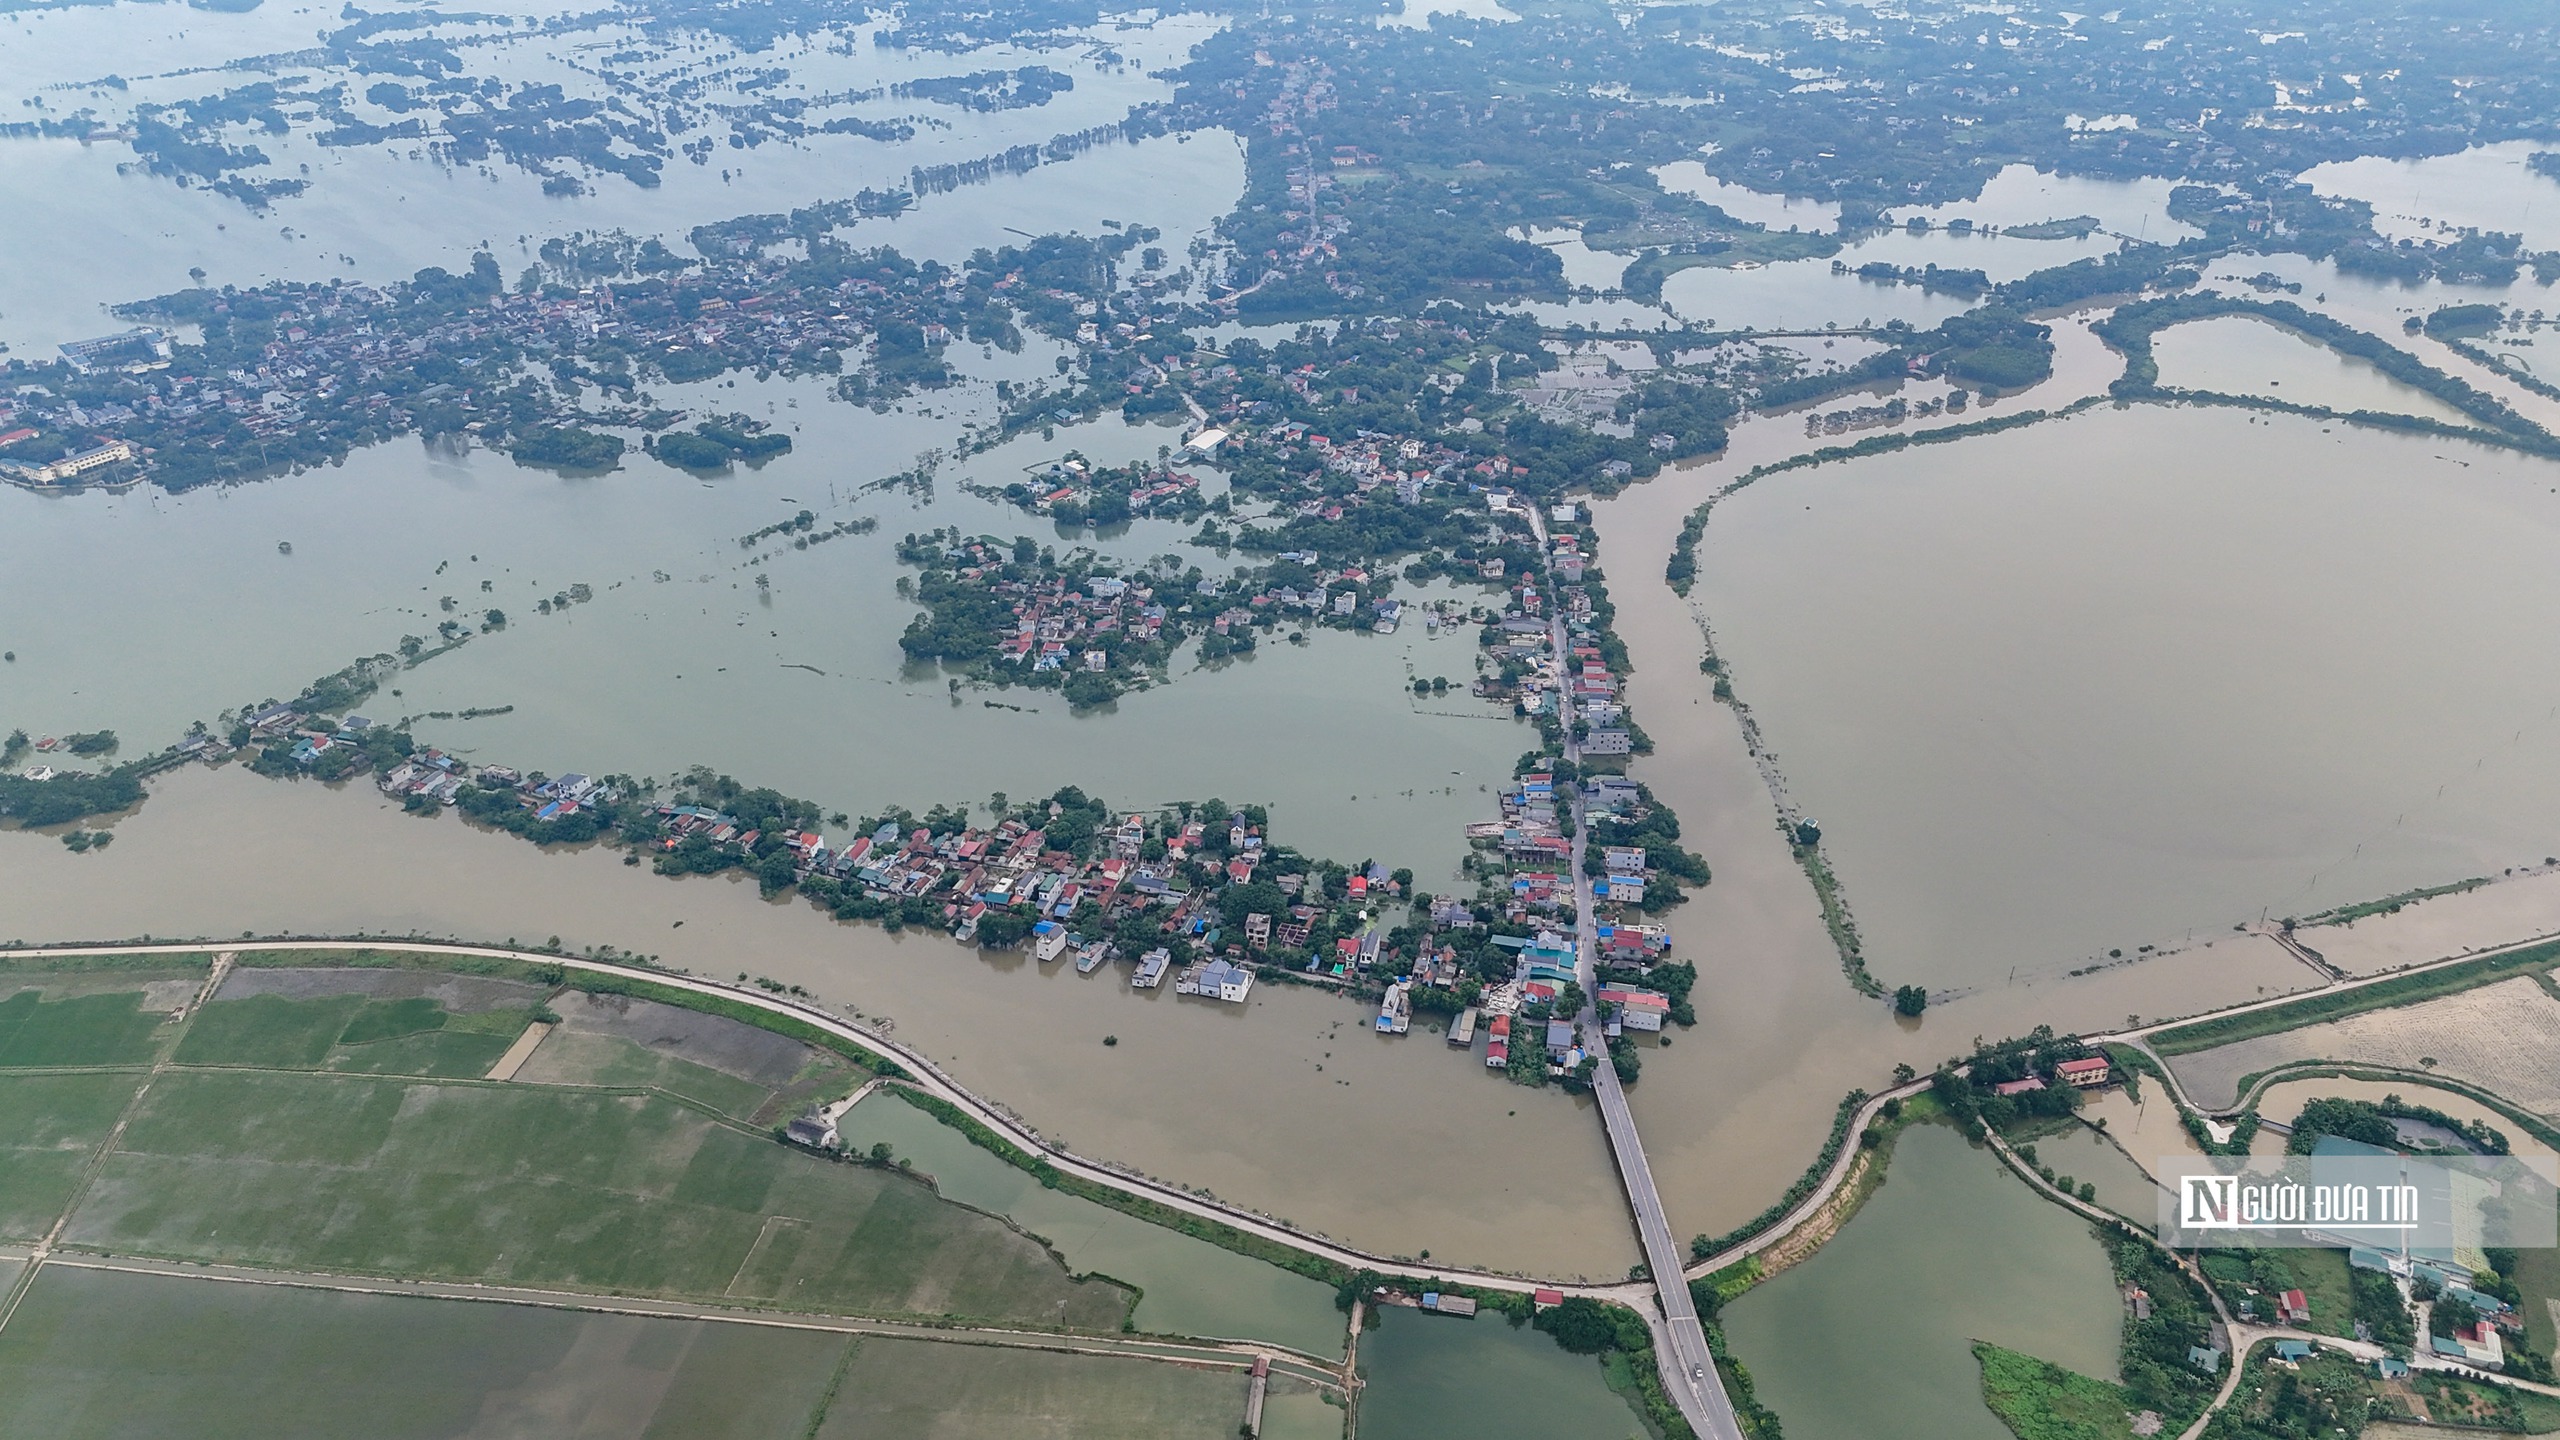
[1527,498,1745,1440]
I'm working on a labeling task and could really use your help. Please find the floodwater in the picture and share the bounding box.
[2299,867,2560,977]
[835,1088,1349,1355]
[2301,141,2560,255]
[0,0,1233,351]
[2188,252,2560,437]
[1689,403,2560,988]
[2149,314,2485,425]
[1647,164,2183,333]
[0,368,1522,885]
[1722,1124,2124,1440]
[2032,1121,2166,1222]
[0,764,1639,1278]
[1891,164,2199,243]
[1580,343,2339,1250]
[1653,161,1845,232]
[1354,1304,1647,1440]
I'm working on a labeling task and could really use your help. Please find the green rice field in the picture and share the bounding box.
[176,992,530,1079]
[0,1266,1288,1440]
[0,1072,143,1240]
[0,1265,852,1440]
[813,1336,1249,1440]
[0,953,1354,1439]
[513,1028,781,1119]
[0,989,170,1067]
[67,1069,1132,1327]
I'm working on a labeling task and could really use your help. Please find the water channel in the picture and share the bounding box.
[834,1088,1349,1355]
[1722,1124,2125,1440]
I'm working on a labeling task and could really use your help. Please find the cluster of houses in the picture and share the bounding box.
[239,701,393,771]
[1799,389,1968,439]
[1016,456,1203,517]
[376,745,611,819]
[1987,1054,2115,1097]
[917,538,1177,674]
[6,237,1031,485]
[2187,1243,2528,1382]
[1236,421,1467,510]
[693,805,1342,1006]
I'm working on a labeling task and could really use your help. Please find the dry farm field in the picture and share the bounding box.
[2165,976,2560,1113]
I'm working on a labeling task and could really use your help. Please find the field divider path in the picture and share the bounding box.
[0,952,226,1339]
[30,1252,1352,1391]
[0,939,1663,1301]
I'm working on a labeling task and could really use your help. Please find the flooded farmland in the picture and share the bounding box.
[1686,403,2560,989]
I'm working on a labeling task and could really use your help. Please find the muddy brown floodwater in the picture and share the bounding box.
[13,315,2547,1273]
[0,765,1637,1278]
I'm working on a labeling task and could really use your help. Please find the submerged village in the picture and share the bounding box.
[20,466,1707,1088]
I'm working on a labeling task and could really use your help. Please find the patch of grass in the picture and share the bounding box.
[0,1072,145,1240]
[562,973,903,1080]
[0,990,168,1068]
[0,952,209,978]
[175,994,535,1079]
[325,1030,517,1079]
[335,997,448,1046]
[814,1336,1246,1440]
[515,1030,773,1120]
[1973,1342,2139,1440]
[0,1265,850,1440]
[2264,1248,2357,1340]
[175,994,366,1068]
[2299,877,2491,927]
[65,1070,1131,1330]
[2517,1388,2560,1435]
[2148,940,2560,1055]
[2517,1243,2560,1358]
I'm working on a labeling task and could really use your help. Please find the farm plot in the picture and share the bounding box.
[0,988,172,1068]
[511,988,845,1121]
[0,1264,849,1440]
[0,1073,144,1241]
[2166,977,2560,1113]
[813,1337,1249,1440]
[62,1069,1132,1329]
[215,963,549,1014]
[177,960,561,1078]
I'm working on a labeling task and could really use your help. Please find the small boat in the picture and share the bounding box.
[1131,949,1171,989]
[1075,941,1115,975]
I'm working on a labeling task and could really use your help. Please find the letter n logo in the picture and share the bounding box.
[2184,1175,2237,1228]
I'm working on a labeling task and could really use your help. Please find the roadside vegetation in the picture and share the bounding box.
[2145,939,2560,1055]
